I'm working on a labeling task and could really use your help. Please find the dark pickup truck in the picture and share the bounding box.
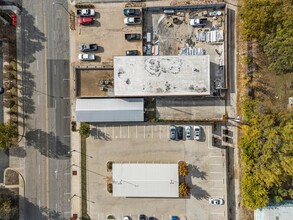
[123,8,141,17]
[80,44,98,52]
[125,34,141,40]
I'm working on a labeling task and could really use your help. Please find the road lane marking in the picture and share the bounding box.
[64,116,70,119]
[38,165,41,175]
[53,31,56,40]
[44,14,50,218]
[37,95,40,105]
[35,16,38,25]
[54,99,56,108]
[63,78,70,81]
[54,64,57,75]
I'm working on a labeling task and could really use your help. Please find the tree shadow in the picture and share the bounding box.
[188,164,207,180]
[9,145,26,157]
[25,129,70,159]
[185,164,210,200]
[91,128,112,141]
[22,195,67,220]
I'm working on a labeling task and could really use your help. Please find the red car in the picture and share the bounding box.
[10,14,17,27]
[78,17,93,25]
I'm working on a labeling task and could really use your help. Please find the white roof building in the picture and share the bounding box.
[112,163,179,197]
[76,98,144,122]
[114,56,210,97]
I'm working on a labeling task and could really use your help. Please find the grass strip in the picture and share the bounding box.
[81,135,90,220]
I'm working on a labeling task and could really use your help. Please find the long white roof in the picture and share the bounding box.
[76,98,144,122]
[112,163,179,197]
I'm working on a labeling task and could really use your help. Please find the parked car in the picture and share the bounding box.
[171,216,179,220]
[194,126,201,140]
[209,198,224,205]
[189,18,208,27]
[125,33,141,40]
[177,126,184,140]
[78,17,94,25]
[78,54,95,61]
[80,43,98,52]
[124,17,141,25]
[185,126,191,140]
[149,217,157,220]
[126,50,138,56]
[77,9,95,17]
[123,8,141,16]
[169,125,176,140]
[139,214,147,220]
[123,216,132,220]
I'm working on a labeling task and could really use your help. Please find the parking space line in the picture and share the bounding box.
[210,187,224,190]
[159,125,161,139]
[209,155,223,157]
[144,125,145,138]
[210,171,224,174]
[152,125,153,139]
[120,125,122,138]
[209,163,224,166]
[136,125,137,139]
[112,126,114,139]
[128,126,129,138]
[210,212,225,216]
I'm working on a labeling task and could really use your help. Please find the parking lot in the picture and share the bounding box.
[85,123,227,220]
[71,2,142,65]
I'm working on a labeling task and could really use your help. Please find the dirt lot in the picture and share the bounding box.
[75,68,114,97]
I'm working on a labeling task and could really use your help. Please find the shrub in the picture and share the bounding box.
[179,182,190,197]
[178,161,188,177]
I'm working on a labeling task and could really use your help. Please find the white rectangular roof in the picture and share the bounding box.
[114,56,210,96]
[112,163,179,197]
[76,98,144,122]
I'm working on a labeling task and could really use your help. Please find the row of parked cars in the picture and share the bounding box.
[123,215,179,220]
[169,126,201,141]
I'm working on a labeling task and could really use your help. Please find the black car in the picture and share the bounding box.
[123,8,141,16]
[126,50,139,56]
[177,126,184,140]
[139,214,147,220]
[149,217,157,220]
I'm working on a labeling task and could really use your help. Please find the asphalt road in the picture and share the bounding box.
[21,0,71,219]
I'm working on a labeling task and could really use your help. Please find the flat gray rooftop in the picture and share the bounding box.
[114,56,210,96]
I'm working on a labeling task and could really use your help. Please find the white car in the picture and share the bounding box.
[78,54,95,61]
[123,216,131,220]
[185,126,191,140]
[194,126,201,140]
[209,198,224,205]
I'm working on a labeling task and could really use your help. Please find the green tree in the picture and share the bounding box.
[79,122,90,138]
[0,123,18,149]
[0,197,18,220]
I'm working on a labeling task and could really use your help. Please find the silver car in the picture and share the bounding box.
[185,126,191,140]
[194,126,201,140]
[78,53,95,61]
[170,126,176,140]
